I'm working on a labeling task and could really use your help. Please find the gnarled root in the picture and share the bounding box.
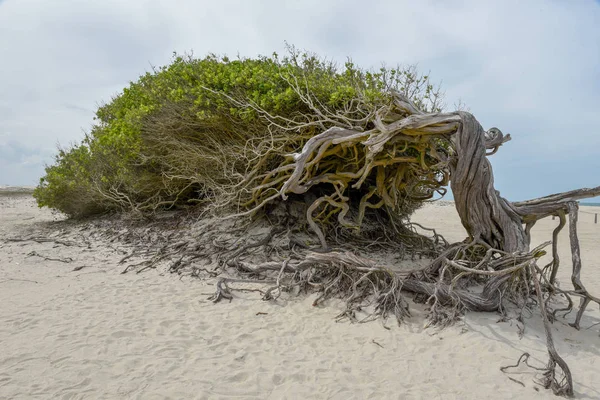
[211,240,548,326]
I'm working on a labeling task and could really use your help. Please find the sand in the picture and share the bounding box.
[1,193,599,399]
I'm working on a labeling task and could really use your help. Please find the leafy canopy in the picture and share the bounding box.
[34,49,443,220]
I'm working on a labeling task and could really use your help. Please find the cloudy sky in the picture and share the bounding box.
[0,0,599,200]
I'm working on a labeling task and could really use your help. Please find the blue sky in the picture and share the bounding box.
[0,0,599,201]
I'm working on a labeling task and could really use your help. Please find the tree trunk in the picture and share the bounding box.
[449,113,529,252]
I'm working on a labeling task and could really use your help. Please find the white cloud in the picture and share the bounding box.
[0,0,598,200]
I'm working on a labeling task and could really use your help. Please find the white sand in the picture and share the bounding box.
[1,194,599,399]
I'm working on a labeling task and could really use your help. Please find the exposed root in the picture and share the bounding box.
[201,218,589,397]
[208,277,275,303]
[212,251,412,324]
[207,236,553,327]
[3,237,81,247]
[26,251,73,263]
[530,262,574,396]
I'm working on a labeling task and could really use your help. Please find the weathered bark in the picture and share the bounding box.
[449,114,528,252]
[402,274,508,311]
[513,186,600,219]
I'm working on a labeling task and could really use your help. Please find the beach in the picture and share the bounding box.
[1,192,599,399]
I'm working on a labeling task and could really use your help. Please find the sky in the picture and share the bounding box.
[0,0,599,201]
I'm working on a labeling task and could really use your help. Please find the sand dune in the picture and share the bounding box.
[1,194,599,399]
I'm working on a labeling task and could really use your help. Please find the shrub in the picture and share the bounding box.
[35,48,444,226]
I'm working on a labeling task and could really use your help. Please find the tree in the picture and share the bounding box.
[36,49,599,396]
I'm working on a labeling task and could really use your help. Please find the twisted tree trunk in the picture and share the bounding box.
[449,113,528,252]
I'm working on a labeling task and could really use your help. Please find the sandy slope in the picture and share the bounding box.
[1,194,599,399]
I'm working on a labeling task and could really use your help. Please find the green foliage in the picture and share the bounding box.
[34,141,105,217]
[35,48,444,218]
